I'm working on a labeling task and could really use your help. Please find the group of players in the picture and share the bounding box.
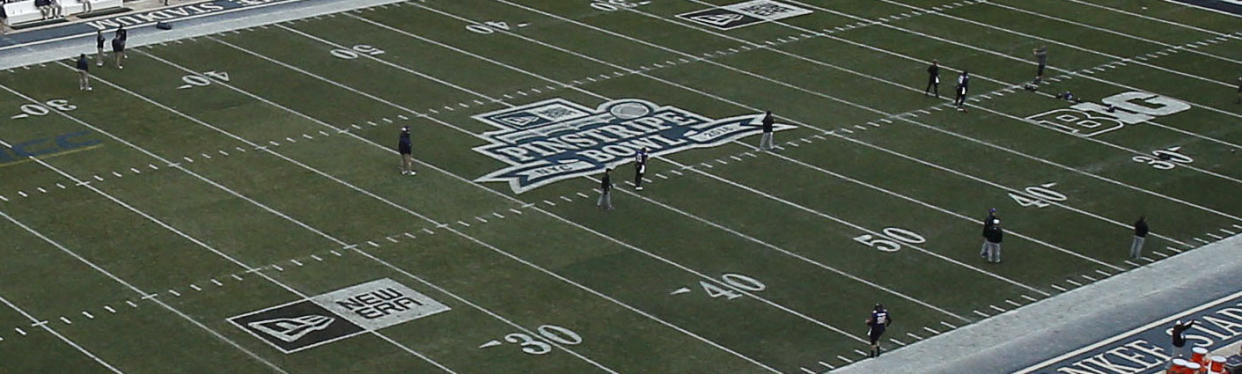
[923,45,1050,112]
[74,26,126,91]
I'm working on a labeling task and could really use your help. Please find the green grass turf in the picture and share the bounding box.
[0,0,1240,372]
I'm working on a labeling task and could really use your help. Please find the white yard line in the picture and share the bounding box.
[876,0,1242,125]
[984,1,1242,67]
[0,210,287,373]
[0,293,123,373]
[352,7,978,319]
[134,46,749,374]
[0,80,458,373]
[488,0,1198,251]
[1060,0,1239,37]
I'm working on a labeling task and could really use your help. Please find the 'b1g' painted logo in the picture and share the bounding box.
[473,98,794,193]
[1026,91,1190,138]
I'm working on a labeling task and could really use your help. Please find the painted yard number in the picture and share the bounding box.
[1132,146,1193,170]
[11,99,75,119]
[1009,182,1068,209]
[481,324,583,355]
[699,273,766,300]
[330,45,386,60]
[854,227,926,253]
[466,21,530,34]
[590,0,648,11]
[177,71,230,90]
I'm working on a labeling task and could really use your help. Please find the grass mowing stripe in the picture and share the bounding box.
[304,4,988,327]
[874,0,1242,120]
[136,44,769,374]
[0,209,289,373]
[0,76,459,374]
[601,0,1240,233]
[348,5,1054,311]
[476,0,1164,263]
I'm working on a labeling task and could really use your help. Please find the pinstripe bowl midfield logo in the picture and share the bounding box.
[473,98,794,193]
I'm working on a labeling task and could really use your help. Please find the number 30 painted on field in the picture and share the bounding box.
[502,325,583,355]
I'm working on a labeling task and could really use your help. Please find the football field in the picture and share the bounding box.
[2,0,1242,372]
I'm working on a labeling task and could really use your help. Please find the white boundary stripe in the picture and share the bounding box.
[132,46,731,374]
[0,210,287,373]
[0,81,456,373]
[1014,287,1242,373]
[0,293,122,373]
[352,7,989,316]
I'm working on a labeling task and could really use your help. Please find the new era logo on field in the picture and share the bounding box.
[229,278,450,354]
[677,0,811,30]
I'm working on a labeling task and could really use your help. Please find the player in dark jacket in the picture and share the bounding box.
[984,219,1003,263]
[111,36,125,70]
[758,111,775,151]
[865,304,892,358]
[634,147,648,191]
[398,126,414,176]
[1171,320,1196,360]
[954,71,970,111]
[597,168,613,210]
[1130,216,1148,259]
[75,54,92,91]
[925,60,940,97]
[980,208,996,258]
[95,30,106,67]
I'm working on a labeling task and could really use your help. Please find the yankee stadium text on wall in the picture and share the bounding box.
[473,98,795,193]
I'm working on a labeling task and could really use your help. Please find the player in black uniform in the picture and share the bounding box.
[1033,46,1048,84]
[866,304,892,358]
[954,71,970,112]
[75,54,92,91]
[398,126,414,176]
[597,168,613,210]
[924,60,940,97]
[95,30,105,67]
[634,147,648,191]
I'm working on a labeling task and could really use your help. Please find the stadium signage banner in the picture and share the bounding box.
[229,278,449,353]
[1021,294,1242,374]
[1168,0,1242,15]
[472,98,795,193]
[84,0,296,31]
[677,0,812,30]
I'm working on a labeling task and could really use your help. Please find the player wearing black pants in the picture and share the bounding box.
[398,126,414,176]
[634,147,648,191]
[866,304,892,358]
[597,168,613,210]
[924,60,939,97]
[95,30,105,67]
[954,71,970,111]
[1033,46,1048,84]
[1236,72,1241,104]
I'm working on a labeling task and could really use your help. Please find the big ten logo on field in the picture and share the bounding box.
[1026,91,1191,138]
[229,279,449,353]
[472,98,795,193]
[0,131,102,166]
[677,0,812,30]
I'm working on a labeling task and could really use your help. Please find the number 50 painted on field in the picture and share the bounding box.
[853,227,926,253]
